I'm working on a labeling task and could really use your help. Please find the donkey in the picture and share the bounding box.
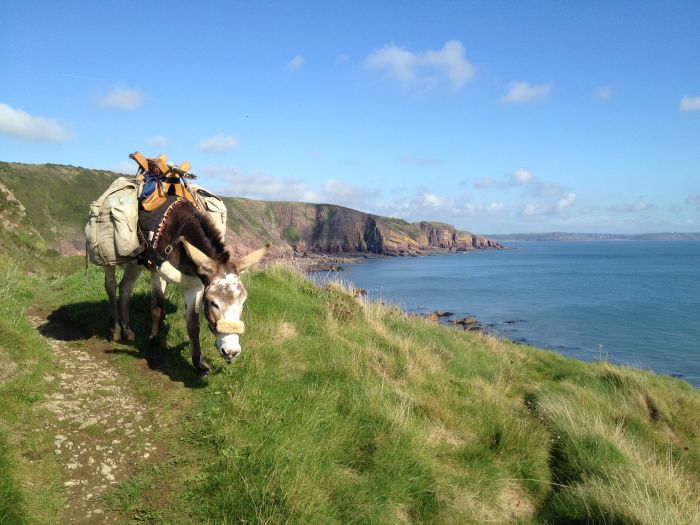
[104,199,268,375]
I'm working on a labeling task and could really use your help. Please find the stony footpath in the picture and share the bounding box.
[28,314,160,524]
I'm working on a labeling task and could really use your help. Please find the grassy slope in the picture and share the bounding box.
[1,162,700,522]
[2,259,696,523]
[0,162,479,255]
[0,162,118,244]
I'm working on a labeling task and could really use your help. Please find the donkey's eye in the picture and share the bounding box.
[209,301,220,310]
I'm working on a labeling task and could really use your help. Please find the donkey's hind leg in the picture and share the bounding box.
[105,266,121,341]
[118,262,143,342]
[148,272,168,365]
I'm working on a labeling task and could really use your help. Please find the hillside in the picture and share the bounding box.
[1,245,699,523]
[0,161,501,257]
[1,161,700,523]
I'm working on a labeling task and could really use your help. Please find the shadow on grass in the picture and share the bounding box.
[43,292,207,389]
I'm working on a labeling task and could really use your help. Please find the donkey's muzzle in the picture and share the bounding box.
[216,320,245,335]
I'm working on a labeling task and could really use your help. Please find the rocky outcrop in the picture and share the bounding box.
[223,199,504,257]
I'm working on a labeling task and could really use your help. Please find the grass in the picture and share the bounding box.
[0,264,66,524]
[1,250,699,523]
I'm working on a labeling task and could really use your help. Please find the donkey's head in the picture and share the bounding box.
[180,240,269,362]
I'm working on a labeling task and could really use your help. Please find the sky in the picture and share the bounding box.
[1,0,699,234]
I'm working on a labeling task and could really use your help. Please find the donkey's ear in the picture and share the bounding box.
[180,238,218,281]
[230,244,270,274]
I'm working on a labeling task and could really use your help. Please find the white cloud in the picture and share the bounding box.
[522,192,576,216]
[400,154,440,166]
[198,133,239,153]
[422,193,446,207]
[680,95,700,112]
[365,40,475,91]
[473,177,498,188]
[336,53,351,64]
[112,160,137,174]
[0,102,71,142]
[472,169,567,199]
[321,179,377,209]
[509,168,534,185]
[607,201,654,213]
[556,192,577,211]
[502,81,552,104]
[286,55,305,73]
[147,135,169,147]
[99,85,144,110]
[204,165,319,202]
[687,194,700,210]
[594,86,614,100]
[531,180,565,197]
[204,168,374,210]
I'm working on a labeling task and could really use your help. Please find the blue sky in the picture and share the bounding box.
[1,0,699,234]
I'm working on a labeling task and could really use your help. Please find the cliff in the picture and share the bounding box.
[0,162,503,257]
[223,198,502,256]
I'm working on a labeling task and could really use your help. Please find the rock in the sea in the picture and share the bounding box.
[449,317,482,331]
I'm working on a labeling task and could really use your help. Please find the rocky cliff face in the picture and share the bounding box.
[224,198,503,257]
[0,162,503,259]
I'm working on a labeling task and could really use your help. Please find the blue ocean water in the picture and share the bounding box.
[326,242,700,387]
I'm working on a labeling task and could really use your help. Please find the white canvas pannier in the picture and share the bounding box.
[189,183,228,239]
[85,177,142,266]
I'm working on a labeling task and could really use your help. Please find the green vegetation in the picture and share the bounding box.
[1,161,699,523]
[282,224,301,243]
[0,264,66,524]
[2,249,699,522]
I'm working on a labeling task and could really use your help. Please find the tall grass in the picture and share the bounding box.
[2,261,699,523]
[0,264,66,524]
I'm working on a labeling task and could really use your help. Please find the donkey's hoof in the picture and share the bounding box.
[122,328,136,343]
[109,328,122,341]
[196,362,210,377]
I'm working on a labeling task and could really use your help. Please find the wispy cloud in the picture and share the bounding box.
[522,192,576,216]
[473,168,564,197]
[198,133,239,153]
[99,85,144,110]
[502,81,552,104]
[202,166,376,210]
[0,102,71,142]
[336,53,351,64]
[286,55,305,73]
[365,40,475,91]
[687,194,700,210]
[400,154,440,166]
[594,86,615,100]
[680,95,700,112]
[112,160,136,174]
[607,201,654,213]
[147,135,169,147]
[320,179,377,209]
[509,168,534,185]
[473,177,498,189]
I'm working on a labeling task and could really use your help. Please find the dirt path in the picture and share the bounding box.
[28,314,161,524]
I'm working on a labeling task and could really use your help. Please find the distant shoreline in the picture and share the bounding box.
[487,232,700,242]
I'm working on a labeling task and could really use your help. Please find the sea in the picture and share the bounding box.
[319,241,700,387]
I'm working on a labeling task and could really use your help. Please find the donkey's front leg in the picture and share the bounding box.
[183,285,208,376]
[148,272,168,365]
[118,262,143,342]
[104,266,121,341]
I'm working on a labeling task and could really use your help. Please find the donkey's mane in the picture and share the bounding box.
[172,201,229,265]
